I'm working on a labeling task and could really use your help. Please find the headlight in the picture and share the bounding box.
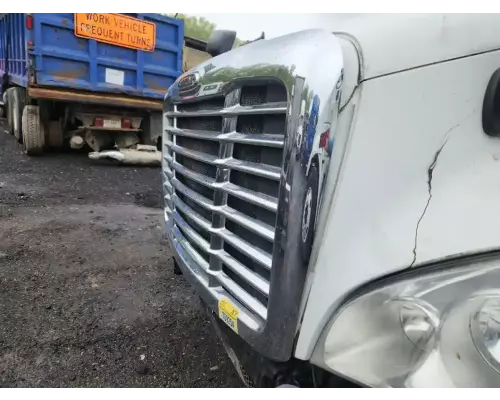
[318,255,500,387]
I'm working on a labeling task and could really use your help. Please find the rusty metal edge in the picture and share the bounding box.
[28,87,163,111]
[77,126,141,132]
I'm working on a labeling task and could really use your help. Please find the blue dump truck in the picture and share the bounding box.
[0,13,183,160]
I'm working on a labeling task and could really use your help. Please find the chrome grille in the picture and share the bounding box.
[164,82,287,322]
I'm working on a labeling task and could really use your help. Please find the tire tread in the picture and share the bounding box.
[22,105,44,156]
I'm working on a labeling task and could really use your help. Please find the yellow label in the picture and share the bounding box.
[218,298,240,334]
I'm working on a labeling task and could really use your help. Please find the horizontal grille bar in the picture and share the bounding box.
[218,228,272,270]
[221,158,280,181]
[170,161,216,188]
[174,217,270,299]
[218,252,270,297]
[168,141,280,181]
[172,225,210,271]
[171,178,215,210]
[166,102,287,118]
[167,127,285,148]
[174,195,211,231]
[173,205,270,315]
[167,158,278,212]
[221,182,278,212]
[172,210,211,254]
[174,195,273,271]
[166,144,281,181]
[215,273,268,321]
[173,178,274,242]
[220,205,275,242]
[168,142,218,164]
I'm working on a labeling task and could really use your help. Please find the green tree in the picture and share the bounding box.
[166,13,244,47]
[166,14,215,41]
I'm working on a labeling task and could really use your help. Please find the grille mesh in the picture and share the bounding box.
[164,82,287,320]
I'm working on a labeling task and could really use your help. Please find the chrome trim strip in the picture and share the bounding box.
[166,102,287,118]
[219,182,278,212]
[222,132,284,148]
[173,178,274,242]
[169,161,217,189]
[215,273,268,321]
[172,210,211,254]
[168,127,284,148]
[172,225,210,272]
[170,229,263,330]
[218,158,281,181]
[173,195,211,231]
[220,205,275,242]
[218,251,270,297]
[168,142,218,165]
[168,141,280,181]
[171,178,215,210]
[218,228,273,270]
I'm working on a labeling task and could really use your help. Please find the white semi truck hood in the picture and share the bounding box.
[334,13,500,80]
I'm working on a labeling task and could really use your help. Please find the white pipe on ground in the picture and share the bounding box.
[88,149,161,166]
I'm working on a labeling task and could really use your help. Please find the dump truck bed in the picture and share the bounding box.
[0,13,183,99]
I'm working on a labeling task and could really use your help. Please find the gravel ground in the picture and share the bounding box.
[0,120,242,387]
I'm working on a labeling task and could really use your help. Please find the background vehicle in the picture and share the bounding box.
[0,13,183,159]
[163,14,500,387]
[182,35,212,73]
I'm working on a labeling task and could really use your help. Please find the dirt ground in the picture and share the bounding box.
[0,120,242,387]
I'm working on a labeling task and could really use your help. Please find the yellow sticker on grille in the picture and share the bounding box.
[218,298,240,334]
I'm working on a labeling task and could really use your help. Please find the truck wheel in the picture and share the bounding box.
[6,88,14,135]
[12,87,26,143]
[48,120,64,149]
[300,164,319,262]
[0,106,4,119]
[22,105,44,156]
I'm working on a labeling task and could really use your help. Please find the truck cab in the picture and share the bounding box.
[162,14,500,387]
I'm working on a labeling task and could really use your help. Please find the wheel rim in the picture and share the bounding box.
[301,187,313,243]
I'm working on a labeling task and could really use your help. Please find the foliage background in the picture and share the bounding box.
[165,14,244,47]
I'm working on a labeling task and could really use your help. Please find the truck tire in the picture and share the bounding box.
[22,105,44,156]
[12,87,26,143]
[6,88,14,135]
[48,120,64,149]
[300,163,319,262]
[0,106,4,119]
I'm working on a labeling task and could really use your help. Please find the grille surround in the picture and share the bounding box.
[162,76,307,361]
[162,30,345,363]
[163,71,311,362]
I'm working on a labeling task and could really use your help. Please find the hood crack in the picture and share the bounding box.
[408,106,478,268]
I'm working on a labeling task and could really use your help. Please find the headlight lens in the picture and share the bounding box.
[320,257,500,387]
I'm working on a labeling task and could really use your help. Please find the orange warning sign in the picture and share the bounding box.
[74,13,156,52]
